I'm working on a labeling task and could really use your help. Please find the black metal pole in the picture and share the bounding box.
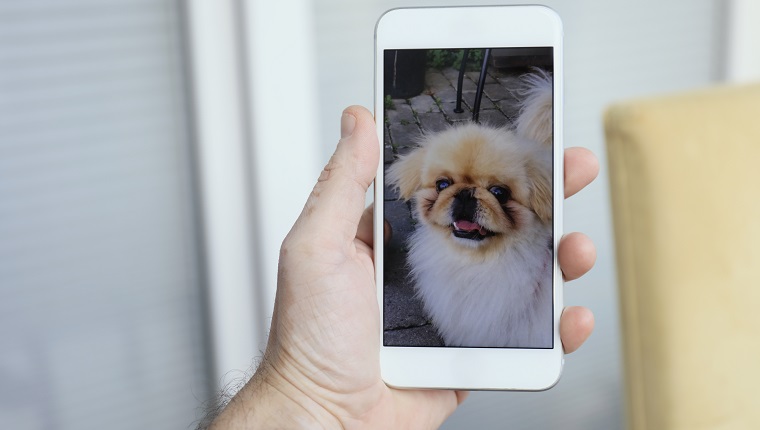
[472,48,491,123]
[454,48,470,113]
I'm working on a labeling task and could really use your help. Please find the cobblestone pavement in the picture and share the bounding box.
[383,65,526,347]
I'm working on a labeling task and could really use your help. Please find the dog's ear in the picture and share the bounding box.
[527,157,553,223]
[386,146,427,201]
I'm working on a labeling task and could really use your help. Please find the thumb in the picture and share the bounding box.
[291,106,379,246]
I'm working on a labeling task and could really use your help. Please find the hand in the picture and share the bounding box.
[209,106,599,429]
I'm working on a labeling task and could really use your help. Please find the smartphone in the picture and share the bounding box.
[374,5,564,390]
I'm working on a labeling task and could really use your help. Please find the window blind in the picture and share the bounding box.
[0,1,211,429]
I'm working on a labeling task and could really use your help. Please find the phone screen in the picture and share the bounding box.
[382,47,554,349]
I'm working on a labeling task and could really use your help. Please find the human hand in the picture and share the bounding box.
[209,106,599,429]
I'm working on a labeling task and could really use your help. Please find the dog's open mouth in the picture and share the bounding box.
[452,220,495,241]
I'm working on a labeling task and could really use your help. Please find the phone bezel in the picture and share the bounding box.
[374,5,564,391]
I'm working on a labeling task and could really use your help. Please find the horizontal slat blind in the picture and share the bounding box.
[0,1,210,429]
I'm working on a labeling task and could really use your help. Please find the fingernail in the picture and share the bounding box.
[341,113,356,139]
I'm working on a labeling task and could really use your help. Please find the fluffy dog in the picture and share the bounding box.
[387,70,554,348]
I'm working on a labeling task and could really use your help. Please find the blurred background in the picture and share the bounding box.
[1,1,757,429]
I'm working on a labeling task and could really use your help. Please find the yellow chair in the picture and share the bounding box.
[605,83,760,430]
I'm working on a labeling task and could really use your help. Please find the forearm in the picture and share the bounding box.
[207,364,342,430]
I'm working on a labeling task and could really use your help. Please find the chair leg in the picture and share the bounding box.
[454,48,470,113]
[472,48,491,123]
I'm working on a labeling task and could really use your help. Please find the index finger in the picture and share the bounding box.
[565,147,599,199]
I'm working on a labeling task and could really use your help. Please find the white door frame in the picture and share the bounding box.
[726,0,760,82]
[183,0,319,390]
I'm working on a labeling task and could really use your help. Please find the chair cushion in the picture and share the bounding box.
[605,83,760,430]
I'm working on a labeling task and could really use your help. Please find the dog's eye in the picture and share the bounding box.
[435,179,451,192]
[488,186,510,203]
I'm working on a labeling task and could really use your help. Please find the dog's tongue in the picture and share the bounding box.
[454,220,487,235]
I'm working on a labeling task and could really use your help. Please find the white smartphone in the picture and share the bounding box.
[374,5,564,390]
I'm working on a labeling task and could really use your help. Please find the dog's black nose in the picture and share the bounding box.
[452,188,477,221]
[454,188,474,201]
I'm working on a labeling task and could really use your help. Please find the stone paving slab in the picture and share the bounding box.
[430,86,457,103]
[386,101,416,125]
[383,280,428,332]
[396,144,420,157]
[496,75,523,94]
[384,146,394,163]
[384,323,444,347]
[461,92,498,111]
[383,123,392,142]
[483,82,512,101]
[438,101,473,122]
[457,77,477,92]
[466,70,497,84]
[389,123,423,148]
[478,109,514,128]
[441,67,461,82]
[425,70,450,90]
[383,190,438,343]
[383,126,394,162]
[384,199,414,251]
[383,165,400,201]
[498,99,521,121]
[383,199,437,338]
[417,111,449,135]
[409,94,440,114]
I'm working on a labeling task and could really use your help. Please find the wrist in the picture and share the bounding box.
[210,361,342,430]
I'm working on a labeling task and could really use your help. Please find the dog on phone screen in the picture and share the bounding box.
[387,70,554,347]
